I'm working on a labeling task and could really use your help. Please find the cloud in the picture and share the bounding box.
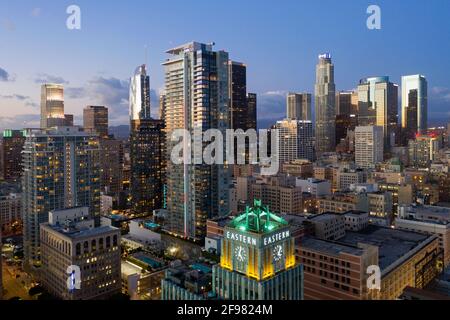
[0,114,40,131]
[0,93,38,108]
[257,90,287,128]
[66,76,160,121]
[34,73,69,85]
[431,86,450,102]
[0,67,14,82]
[1,19,15,31]
[31,8,42,17]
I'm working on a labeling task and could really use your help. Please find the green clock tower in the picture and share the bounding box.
[213,200,303,300]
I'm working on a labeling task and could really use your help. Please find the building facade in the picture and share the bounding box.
[1,129,26,181]
[276,119,314,164]
[355,126,384,168]
[402,75,428,142]
[83,106,109,138]
[40,84,65,129]
[213,200,303,300]
[287,93,312,121]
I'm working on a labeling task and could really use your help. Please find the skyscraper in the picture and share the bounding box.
[228,61,248,131]
[130,118,165,215]
[355,126,384,168]
[315,54,336,155]
[130,65,151,121]
[40,84,65,128]
[129,65,165,215]
[83,106,109,138]
[22,127,101,270]
[163,42,230,240]
[335,91,358,145]
[402,75,428,142]
[276,119,314,164]
[99,137,124,202]
[1,129,26,181]
[287,93,312,121]
[246,93,257,131]
[357,77,398,150]
[213,200,303,300]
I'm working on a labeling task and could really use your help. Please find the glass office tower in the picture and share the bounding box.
[402,75,428,142]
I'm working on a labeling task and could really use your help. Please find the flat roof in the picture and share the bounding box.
[301,237,364,257]
[340,225,432,270]
[44,224,118,239]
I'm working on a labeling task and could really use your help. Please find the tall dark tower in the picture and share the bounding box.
[129,64,165,215]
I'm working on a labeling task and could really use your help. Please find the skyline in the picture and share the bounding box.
[1,0,450,131]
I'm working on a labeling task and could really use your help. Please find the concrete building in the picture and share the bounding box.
[355,126,384,168]
[408,134,440,168]
[309,213,346,241]
[22,127,101,270]
[250,176,303,215]
[83,106,109,138]
[40,207,121,300]
[337,169,366,191]
[296,178,331,197]
[0,193,22,237]
[397,204,450,266]
[282,159,314,179]
[287,92,312,121]
[299,225,441,300]
[317,193,368,214]
[276,119,314,164]
[344,211,369,232]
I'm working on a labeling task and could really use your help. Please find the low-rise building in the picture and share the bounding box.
[296,178,331,197]
[309,213,346,241]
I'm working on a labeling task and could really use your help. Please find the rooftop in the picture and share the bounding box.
[340,225,432,270]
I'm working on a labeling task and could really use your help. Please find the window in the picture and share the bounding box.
[106,236,111,248]
[92,239,97,251]
[76,243,81,255]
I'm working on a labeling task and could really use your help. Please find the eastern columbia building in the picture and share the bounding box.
[213,200,304,300]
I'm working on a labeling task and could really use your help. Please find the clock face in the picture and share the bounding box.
[273,244,284,262]
[234,245,248,262]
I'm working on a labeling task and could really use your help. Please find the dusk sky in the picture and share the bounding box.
[1,0,450,131]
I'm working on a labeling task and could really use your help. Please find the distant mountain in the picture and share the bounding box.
[109,125,130,139]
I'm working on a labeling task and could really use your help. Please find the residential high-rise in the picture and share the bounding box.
[276,119,314,164]
[408,134,440,168]
[357,77,398,150]
[315,54,336,155]
[83,106,109,138]
[213,200,304,300]
[130,65,151,121]
[287,93,312,121]
[163,42,230,240]
[99,137,124,202]
[22,127,101,270]
[130,119,165,215]
[40,207,121,300]
[246,93,257,130]
[355,126,384,168]
[129,64,165,215]
[40,84,65,128]
[401,75,428,142]
[1,129,26,181]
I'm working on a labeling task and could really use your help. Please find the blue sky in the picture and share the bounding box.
[1,0,450,130]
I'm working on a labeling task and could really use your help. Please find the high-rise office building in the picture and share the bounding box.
[246,93,257,131]
[287,93,312,121]
[401,75,428,142]
[276,119,314,164]
[130,119,165,215]
[336,91,358,116]
[40,84,65,128]
[355,126,384,168]
[229,61,248,130]
[315,54,336,155]
[129,64,165,215]
[22,127,101,270]
[130,65,151,121]
[1,129,26,181]
[64,114,74,126]
[357,77,398,150]
[163,42,230,240]
[213,200,303,300]
[40,207,121,300]
[84,106,109,138]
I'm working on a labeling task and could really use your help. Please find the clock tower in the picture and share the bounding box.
[213,200,303,300]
